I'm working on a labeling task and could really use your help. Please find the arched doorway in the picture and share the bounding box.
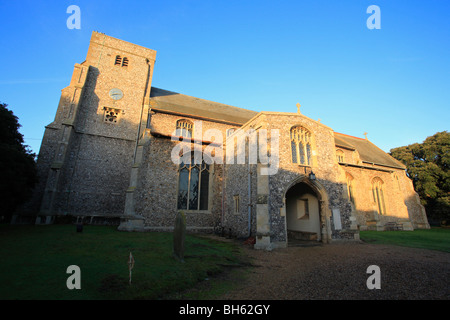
[284,177,330,245]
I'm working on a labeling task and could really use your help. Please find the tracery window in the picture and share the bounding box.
[177,153,210,211]
[290,126,313,166]
[336,149,345,162]
[372,177,386,215]
[176,119,193,138]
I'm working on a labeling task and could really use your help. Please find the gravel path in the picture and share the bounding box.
[218,241,450,300]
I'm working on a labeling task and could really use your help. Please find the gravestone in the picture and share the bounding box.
[173,211,186,262]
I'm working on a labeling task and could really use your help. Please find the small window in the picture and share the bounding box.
[103,107,121,124]
[336,149,345,162]
[297,198,309,220]
[114,55,129,67]
[227,128,236,137]
[233,195,240,214]
[176,119,193,138]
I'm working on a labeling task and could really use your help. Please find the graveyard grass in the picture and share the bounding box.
[0,224,249,300]
[360,227,450,252]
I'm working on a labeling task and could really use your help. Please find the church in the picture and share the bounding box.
[15,32,429,250]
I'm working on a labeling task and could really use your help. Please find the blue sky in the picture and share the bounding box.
[0,0,448,155]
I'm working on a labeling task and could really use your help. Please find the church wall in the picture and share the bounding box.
[341,166,404,227]
[398,171,429,229]
[132,112,235,231]
[222,162,258,238]
[222,112,358,244]
[263,113,356,243]
[339,164,428,230]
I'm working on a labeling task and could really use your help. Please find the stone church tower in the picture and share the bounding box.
[18,32,156,223]
[16,32,429,250]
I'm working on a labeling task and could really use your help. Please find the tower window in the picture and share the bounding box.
[103,107,121,124]
[114,55,129,67]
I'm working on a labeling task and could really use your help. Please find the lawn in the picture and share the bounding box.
[360,227,450,252]
[0,224,248,300]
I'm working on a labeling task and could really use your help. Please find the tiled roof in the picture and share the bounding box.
[334,132,405,169]
[149,87,258,125]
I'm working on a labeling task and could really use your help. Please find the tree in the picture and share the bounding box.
[390,131,450,225]
[0,102,38,222]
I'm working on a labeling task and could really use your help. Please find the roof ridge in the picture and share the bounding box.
[151,87,257,113]
[334,132,366,141]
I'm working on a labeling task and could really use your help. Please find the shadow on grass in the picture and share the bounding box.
[0,224,251,300]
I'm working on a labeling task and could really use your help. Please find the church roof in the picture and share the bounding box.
[334,133,406,169]
[149,87,404,170]
[149,87,258,125]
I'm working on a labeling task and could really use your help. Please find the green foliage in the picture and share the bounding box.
[0,103,38,221]
[390,131,450,223]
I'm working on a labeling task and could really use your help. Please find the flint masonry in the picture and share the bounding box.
[15,32,429,250]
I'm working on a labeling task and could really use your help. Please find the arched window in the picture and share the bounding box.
[122,57,129,67]
[226,128,236,137]
[336,149,345,163]
[115,55,122,65]
[290,126,313,166]
[346,173,355,205]
[372,177,386,215]
[177,153,210,211]
[176,119,193,138]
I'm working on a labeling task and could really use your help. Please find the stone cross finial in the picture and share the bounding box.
[364,132,368,140]
[296,103,301,114]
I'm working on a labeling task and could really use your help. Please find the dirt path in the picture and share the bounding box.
[218,241,450,300]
